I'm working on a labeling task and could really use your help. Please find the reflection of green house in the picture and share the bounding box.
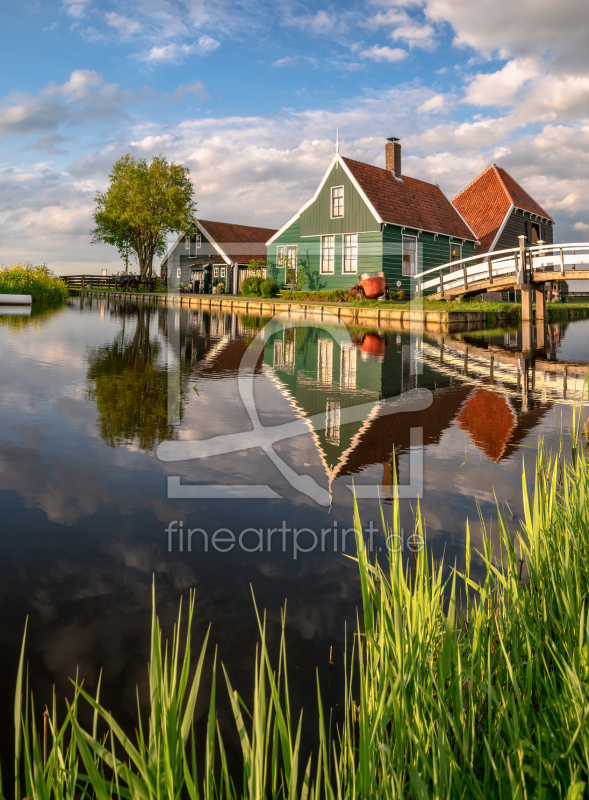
[266,138,478,295]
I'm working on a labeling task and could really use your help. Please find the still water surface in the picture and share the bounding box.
[0,296,587,768]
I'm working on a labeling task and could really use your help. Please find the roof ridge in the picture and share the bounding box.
[198,218,277,232]
[452,164,496,202]
[491,164,514,207]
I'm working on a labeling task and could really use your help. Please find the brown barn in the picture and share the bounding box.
[453,165,555,299]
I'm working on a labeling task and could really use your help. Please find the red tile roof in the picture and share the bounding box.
[198,219,277,244]
[342,157,477,241]
[452,165,553,255]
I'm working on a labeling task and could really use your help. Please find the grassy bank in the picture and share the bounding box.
[0,263,69,303]
[10,422,589,799]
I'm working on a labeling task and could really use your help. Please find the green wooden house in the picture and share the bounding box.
[266,138,478,295]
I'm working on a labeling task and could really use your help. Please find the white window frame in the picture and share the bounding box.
[402,235,417,277]
[343,233,357,274]
[213,266,219,278]
[331,186,344,219]
[276,245,284,268]
[286,246,298,279]
[184,236,190,251]
[196,233,202,249]
[450,241,462,273]
[176,268,182,279]
[220,266,226,278]
[321,235,335,274]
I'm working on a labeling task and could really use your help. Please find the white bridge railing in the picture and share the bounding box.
[416,242,589,296]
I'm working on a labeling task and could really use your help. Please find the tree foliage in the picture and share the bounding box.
[91,154,196,279]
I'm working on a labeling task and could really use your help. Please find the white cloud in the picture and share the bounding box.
[171,82,208,101]
[390,21,436,49]
[360,45,407,62]
[423,0,589,68]
[143,36,219,63]
[274,56,298,67]
[104,12,142,37]
[61,0,90,19]
[464,59,540,107]
[283,10,347,34]
[142,43,195,63]
[196,35,220,54]
[573,221,589,231]
[418,94,446,113]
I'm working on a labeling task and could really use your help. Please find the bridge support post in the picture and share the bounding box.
[521,284,534,322]
[536,318,546,351]
[535,286,546,319]
[522,322,534,354]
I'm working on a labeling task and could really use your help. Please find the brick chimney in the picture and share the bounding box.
[386,137,401,176]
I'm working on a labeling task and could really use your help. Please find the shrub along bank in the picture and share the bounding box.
[0,262,69,303]
[10,419,589,799]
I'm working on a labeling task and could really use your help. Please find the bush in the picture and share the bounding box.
[241,276,263,296]
[0,262,69,302]
[280,289,352,302]
[260,279,278,298]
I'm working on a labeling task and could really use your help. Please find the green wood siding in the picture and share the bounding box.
[383,225,477,295]
[300,163,380,236]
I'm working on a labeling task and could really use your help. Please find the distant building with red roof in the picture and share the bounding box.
[161,218,278,294]
[267,138,478,295]
[453,165,554,257]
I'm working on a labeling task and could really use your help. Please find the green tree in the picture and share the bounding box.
[91,154,196,280]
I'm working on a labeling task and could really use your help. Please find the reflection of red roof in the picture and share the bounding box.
[342,157,477,241]
[456,385,552,462]
[457,388,517,462]
[339,385,473,477]
[453,165,553,255]
[199,220,277,244]
[197,338,264,377]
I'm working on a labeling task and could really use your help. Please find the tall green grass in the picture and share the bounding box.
[0,263,69,303]
[8,421,589,799]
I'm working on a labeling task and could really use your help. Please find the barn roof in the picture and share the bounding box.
[452,165,553,255]
[342,157,478,240]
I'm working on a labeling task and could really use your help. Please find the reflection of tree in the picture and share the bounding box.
[86,306,189,450]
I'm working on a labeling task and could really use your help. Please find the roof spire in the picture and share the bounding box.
[335,127,339,155]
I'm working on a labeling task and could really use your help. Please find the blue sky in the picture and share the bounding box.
[1,0,588,273]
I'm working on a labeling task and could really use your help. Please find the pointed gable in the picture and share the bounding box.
[453,165,553,255]
[342,157,477,240]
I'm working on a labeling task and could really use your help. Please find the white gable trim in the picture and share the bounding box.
[266,154,383,246]
[436,185,479,243]
[194,219,232,265]
[338,157,383,226]
[160,218,232,267]
[487,203,514,254]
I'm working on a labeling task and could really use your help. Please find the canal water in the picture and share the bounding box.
[0,295,587,770]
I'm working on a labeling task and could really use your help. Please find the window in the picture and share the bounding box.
[213,266,219,278]
[321,235,335,274]
[340,342,357,389]
[402,235,417,276]
[276,246,284,268]
[526,221,540,244]
[318,338,333,384]
[450,242,462,273]
[196,234,202,249]
[177,268,182,279]
[325,400,341,445]
[184,236,190,251]
[331,186,344,218]
[343,234,357,273]
[220,267,226,278]
[285,246,298,283]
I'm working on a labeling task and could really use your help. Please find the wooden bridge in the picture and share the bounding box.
[417,238,589,320]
